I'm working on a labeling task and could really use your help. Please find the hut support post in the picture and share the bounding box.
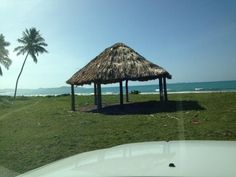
[94,83,97,105]
[163,77,168,101]
[119,81,123,105]
[71,84,75,111]
[97,83,102,111]
[159,78,164,102]
[125,80,129,102]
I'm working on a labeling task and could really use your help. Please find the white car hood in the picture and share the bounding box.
[17,141,236,177]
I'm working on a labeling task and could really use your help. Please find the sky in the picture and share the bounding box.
[0,0,236,89]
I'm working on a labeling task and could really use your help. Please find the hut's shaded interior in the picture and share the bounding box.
[66,43,172,111]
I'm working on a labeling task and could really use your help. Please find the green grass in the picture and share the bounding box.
[0,93,236,173]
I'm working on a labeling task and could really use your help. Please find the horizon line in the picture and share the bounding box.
[1,79,235,90]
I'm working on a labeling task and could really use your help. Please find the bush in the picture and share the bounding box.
[56,93,70,97]
[130,90,140,94]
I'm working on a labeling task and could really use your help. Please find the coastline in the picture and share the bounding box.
[141,90,236,95]
[1,90,236,97]
[1,80,236,97]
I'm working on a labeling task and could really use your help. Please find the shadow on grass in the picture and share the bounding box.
[86,100,205,115]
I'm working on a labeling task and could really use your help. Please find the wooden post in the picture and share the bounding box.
[125,80,129,102]
[97,83,102,111]
[163,77,168,101]
[119,81,123,105]
[71,84,75,111]
[159,78,164,102]
[94,83,97,105]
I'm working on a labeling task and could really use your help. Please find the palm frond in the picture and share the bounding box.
[14,27,48,61]
[0,47,9,57]
[14,46,27,56]
[30,52,38,63]
[0,34,10,46]
[14,46,24,52]
[0,34,11,75]
[0,57,12,69]
[36,46,48,54]
[17,38,27,44]
[37,42,48,47]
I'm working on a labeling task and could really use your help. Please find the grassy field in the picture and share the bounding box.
[0,92,236,173]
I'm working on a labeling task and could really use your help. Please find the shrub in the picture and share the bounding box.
[130,90,140,94]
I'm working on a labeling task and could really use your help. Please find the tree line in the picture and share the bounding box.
[0,27,48,99]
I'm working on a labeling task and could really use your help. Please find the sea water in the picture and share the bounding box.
[0,80,236,96]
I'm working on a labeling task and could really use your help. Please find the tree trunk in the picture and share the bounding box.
[159,77,164,102]
[71,84,75,111]
[125,80,129,102]
[97,83,102,111]
[14,52,29,99]
[163,77,168,101]
[94,83,97,105]
[119,81,123,106]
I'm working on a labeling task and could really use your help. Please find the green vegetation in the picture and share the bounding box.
[14,27,48,99]
[0,93,236,173]
[130,90,141,94]
[0,34,11,76]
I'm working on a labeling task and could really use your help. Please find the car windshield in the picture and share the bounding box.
[0,0,236,177]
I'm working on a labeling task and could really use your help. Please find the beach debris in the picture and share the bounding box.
[166,114,179,120]
[191,119,200,124]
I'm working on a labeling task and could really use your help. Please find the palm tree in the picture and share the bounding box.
[0,34,12,76]
[14,27,48,99]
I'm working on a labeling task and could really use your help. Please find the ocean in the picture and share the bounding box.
[0,80,236,96]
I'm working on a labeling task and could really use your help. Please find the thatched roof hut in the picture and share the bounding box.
[67,43,171,111]
[67,43,171,85]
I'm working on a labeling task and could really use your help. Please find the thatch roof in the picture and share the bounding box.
[67,43,171,85]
